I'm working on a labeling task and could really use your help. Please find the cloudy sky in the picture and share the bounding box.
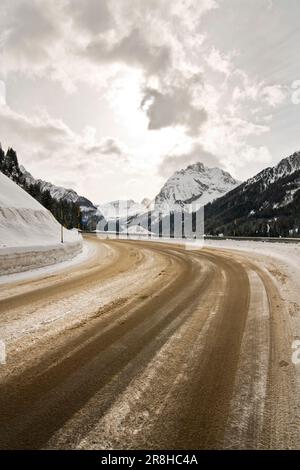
[0,0,300,203]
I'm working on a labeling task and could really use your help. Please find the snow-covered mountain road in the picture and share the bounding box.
[0,236,299,449]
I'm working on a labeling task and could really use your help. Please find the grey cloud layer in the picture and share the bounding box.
[0,0,213,135]
[85,28,171,76]
[141,86,207,135]
[0,0,62,66]
[158,145,220,178]
[0,105,126,162]
[71,0,113,34]
[83,138,127,159]
[0,0,297,201]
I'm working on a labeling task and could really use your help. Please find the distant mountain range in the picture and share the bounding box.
[2,142,300,238]
[98,199,152,221]
[204,151,300,237]
[119,163,239,236]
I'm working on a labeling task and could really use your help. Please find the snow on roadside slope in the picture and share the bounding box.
[0,172,82,274]
[205,238,300,367]
[0,238,95,286]
[205,238,300,275]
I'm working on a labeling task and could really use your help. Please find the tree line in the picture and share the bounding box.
[0,144,81,229]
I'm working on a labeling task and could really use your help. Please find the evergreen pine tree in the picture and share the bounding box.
[0,143,5,169]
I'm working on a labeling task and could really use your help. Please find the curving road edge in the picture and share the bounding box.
[0,235,299,449]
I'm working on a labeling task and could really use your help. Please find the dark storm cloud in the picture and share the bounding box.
[141,86,207,136]
[84,28,171,76]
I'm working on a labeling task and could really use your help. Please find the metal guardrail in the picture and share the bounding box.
[204,235,300,243]
[81,231,300,244]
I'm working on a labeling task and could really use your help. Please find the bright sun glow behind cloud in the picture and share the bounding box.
[0,0,299,203]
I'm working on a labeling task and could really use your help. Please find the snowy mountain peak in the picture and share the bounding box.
[186,162,205,173]
[246,151,300,189]
[273,151,300,182]
[98,199,151,220]
[155,162,240,213]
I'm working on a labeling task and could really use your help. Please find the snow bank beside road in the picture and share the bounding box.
[0,239,95,285]
[205,238,300,362]
[0,241,82,275]
[0,172,82,274]
[205,238,300,273]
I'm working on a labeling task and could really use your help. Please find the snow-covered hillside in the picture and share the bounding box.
[155,162,240,213]
[0,170,43,212]
[0,172,82,274]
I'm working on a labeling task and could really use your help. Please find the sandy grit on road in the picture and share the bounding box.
[0,235,299,449]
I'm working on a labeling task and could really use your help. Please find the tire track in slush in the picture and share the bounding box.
[0,239,294,449]
[0,242,212,448]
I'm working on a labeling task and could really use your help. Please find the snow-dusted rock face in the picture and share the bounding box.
[245,151,300,191]
[154,162,240,213]
[21,167,80,203]
[243,151,300,211]
[20,166,98,209]
[18,166,104,230]
[205,150,300,237]
[0,172,82,273]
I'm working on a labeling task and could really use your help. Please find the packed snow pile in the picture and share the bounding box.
[0,172,82,274]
